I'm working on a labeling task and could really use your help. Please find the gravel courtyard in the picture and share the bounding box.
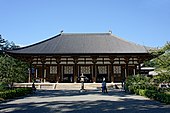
[0,89,170,113]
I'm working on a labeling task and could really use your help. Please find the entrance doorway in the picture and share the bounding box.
[79,65,92,83]
[48,66,57,83]
[113,65,122,82]
[62,66,73,83]
[97,65,108,82]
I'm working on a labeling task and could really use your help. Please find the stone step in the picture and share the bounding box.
[13,83,123,90]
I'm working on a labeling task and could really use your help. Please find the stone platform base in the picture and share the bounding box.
[13,83,122,90]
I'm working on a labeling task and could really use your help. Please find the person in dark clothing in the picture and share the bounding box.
[102,78,108,93]
[32,82,36,93]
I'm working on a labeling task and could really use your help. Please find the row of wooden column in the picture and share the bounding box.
[28,58,142,83]
[28,64,142,83]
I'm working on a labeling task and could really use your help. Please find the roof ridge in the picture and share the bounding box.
[61,32,111,35]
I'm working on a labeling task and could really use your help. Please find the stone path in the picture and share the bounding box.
[0,89,170,113]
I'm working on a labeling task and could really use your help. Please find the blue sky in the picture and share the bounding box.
[0,0,170,47]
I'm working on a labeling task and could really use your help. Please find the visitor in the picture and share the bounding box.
[121,78,125,90]
[32,82,36,93]
[102,78,108,93]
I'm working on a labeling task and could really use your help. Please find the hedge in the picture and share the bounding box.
[132,89,170,104]
[0,87,32,100]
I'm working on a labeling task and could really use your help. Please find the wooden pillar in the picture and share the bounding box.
[107,65,110,82]
[27,57,33,83]
[56,56,61,83]
[109,56,114,83]
[74,63,78,83]
[73,57,78,83]
[133,68,136,75]
[137,57,142,74]
[125,57,129,81]
[93,64,96,82]
[40,56,46,83]
[28,63,32,83]
[138,63,141,74]
[44,68,46,82]
[110,63,114,83]
[92,56,97,83]
[126,63,128,78]
[35,68,38,79]
[57,64,60,83]
[133,65,137,75]
[33,65,36,82]
[42,63,44,82]
[122,65,125,79]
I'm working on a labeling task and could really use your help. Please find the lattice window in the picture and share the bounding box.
[64,66,73,74]
[113,66,121,74]
[80,66,91,74]
[98,66,107,74]
[50,66,57,74]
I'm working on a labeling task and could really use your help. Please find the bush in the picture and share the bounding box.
[125,74,170,104]
[0,82,9,91]
[0,87,32,100]
[145,90,157,99]
[125,75,151,91]
[138,89,170,104]
[139,89,146,96]
[156,92,170,104]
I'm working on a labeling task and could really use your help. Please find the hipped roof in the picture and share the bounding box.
[7,33,149,55]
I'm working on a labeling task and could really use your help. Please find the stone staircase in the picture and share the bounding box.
[56,83,102,90]
[14,83,122,90]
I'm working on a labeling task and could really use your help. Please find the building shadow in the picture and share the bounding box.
[0,89,170,113]
[31,89,130,98]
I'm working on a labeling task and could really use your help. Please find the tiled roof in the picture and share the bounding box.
[7,33,149,55]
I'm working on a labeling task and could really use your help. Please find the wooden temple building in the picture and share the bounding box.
[6,32,152,83]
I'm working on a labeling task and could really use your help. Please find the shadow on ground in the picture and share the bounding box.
[0,90,170,113]
[32,89,129,98]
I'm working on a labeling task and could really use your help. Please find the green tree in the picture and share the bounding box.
[145,42,170,71]
[144,42,170,84]
[0,35,19,51]
[0,35,29,88]
[0,35,6,54]
[0,55,29,88]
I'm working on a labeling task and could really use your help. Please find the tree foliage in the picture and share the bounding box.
[0,55,29,85]
[144,42,170,84]
[0,35,6,50]
[145,42,170,71]
[0,35,29,87]
[125,75,155,92]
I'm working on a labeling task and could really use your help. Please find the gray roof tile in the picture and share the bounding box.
[7,33,149,55]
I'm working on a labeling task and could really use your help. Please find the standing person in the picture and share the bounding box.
[32,82,36,93]
[102,78,108,93]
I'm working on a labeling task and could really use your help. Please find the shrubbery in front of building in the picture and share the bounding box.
[138,89,170,104]
[0,87,32,100]
[125,75,170,104]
